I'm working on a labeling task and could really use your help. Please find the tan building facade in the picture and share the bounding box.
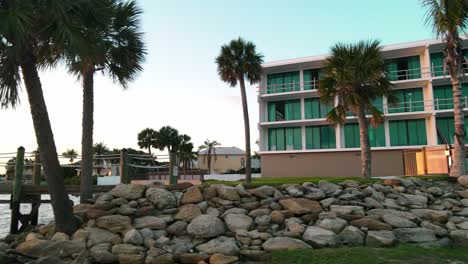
[258,38,468,177]
[198,147,246,174]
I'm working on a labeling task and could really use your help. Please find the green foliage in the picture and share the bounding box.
[62,149,78,163]
[137,128,157,155]
[267,244,468,264]
[93,142,110,155]
[64,175,97,185]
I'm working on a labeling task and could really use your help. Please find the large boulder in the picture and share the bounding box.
[457,175,468,187]
[367,209,419,222]
[196,236,239,256]
[366,231,396,247]
[87,228,122,248]
[133,216,166,230]
[382,214,417,228]
[123,229,143,245]
[174,204,202,222]
[450,230,468,246]
[351,217,392,231]
[339,226,365,246]
[187,215,226,238]
[302,226,339,248]
[96,215,132,234]
[279,198,322,215]
[110,184,146,200]
[410,209,451,223]
[262,237,311,251]
[224,214,253,232]
[216,186,241,201]
[318,218,347,234]
[393,228,437,243]
[318,181,342,195]
[330,205,365,221]
[146,187,177,209]
[181,186,204,204]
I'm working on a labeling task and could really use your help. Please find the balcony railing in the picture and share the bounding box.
[430,63,468,78]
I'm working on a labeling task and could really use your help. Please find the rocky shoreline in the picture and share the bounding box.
[1,177,468,264]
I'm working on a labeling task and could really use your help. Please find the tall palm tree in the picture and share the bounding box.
[155,126,184,183]
[177,135,194,173]
[422,0,468,177]
[216,38,264,183]
[0,0,93,234]
[65,0,145,202]
[62,149,79,163]
[198,140,221,174]
[320,40,397,178]
[138,128,158,155]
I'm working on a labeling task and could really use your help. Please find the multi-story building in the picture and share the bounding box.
[258,38,468,177]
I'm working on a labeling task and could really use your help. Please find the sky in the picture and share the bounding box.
[0,0,434,162]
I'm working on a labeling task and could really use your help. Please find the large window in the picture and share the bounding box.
[436,116,468,144]
[305,125,336,149]
[303,69,322,90]
[268,100,301,121]
[385,56,421,81]
[304,98,333,119]
[388,88,424,113]
[267,71,300,94]
[431,49,468,77]
[344,123,386,148]
[389,119,427,146]
[433,83,468,110]
[268,127,302,151]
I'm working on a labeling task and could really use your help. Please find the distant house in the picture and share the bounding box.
[198,147,247,174]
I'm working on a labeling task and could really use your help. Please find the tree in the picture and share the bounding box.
[64,0,145,202]
[93,142,111,176]
[319,40,397,178]
[155,126,182,154]
[198,140,221,174]
[216,38,264,183]
[422,0,468,177]
[138,128,158,155]
[177,135,195,172]
[0,0,91,234]
[62,149,79,163]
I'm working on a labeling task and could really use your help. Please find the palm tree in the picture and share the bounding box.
[93,142,111,176]
[155,126,184,183]
[198,140,221,174]
[319,40,397,178]
[62,149,79,163]
[0,0,91,234]
[177,135,194,173]
[422,0,468,177]
[138,128,158,155]
[65,0,145,202]
[216,38,264,183]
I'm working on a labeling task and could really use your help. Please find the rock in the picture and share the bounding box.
[341,180,360,188]
[402,194,428,208]
[87,228,122,247]
[50,232,69,241]
[221,208,248,218]
[178,253,209,264]
[262,237,311,251]
[366,231,396,247]
[90,243,117,263]
[187,215,225,238]
[224,214,253,232]
[456,221,468,230]
[457,175,468,187]
[146,187,177,209]
[351,217,393,231]
[410,209,451,223]
[270,211,285,224]
[255,215,271,226]
[393,228,437,243]
[248,208,271,218]
[174,204,202,222]
[318,181,342,195]
[339,226,365,246]
[123,229,144,245]
[284,220,306,237]
[167,182,193,191]
[302,226,339,248]
[303,187,326,200]
[110,184,146,200]
[210,254,239,264]
[86,208,109,219]
[279,198,322,215]
[216,186,240,201]
[167,221,188,236]
[364,197,384,209]
[96,215,131,234]
[181,186,204,204]
[249,186,276,198]
[134,216,167,230]
[118,253,145,264]
[456,190,468,198]
[26,232,45,241]
[382,214,417,228]
[420,221,448,236]
[367,209,419,222]
[450,230,468,246]
[112,244,145,254]
[284,184,304,197]
[330,205,365,220]
[318,217,347,234]
[15,240,85,258]
[146,253,174,264]
[196,236,239,256]
[383,179,401,186]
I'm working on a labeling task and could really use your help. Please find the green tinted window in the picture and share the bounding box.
[305,125,336,149]
[304,98,333,119]
[266,71,300,94]
[389,119,426,146]
[388,88,424,113]
[268,127,302,151]
[344,123,385,148]
[268,100,301,121]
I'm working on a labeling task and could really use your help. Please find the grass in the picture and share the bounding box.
[203,175,449,188]
[267,245,468,264]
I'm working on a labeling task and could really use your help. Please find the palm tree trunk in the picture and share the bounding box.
[356,106,372,178]
[238,77,252,183]
[20,50,78,235]
[80,69,94,203]
[207,153,211,174]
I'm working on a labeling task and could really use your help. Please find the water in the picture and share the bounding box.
[0,194,80,238]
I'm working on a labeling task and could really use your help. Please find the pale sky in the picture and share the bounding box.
[0,0,434,161]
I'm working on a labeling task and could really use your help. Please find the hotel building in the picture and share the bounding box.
[258,38,468,177]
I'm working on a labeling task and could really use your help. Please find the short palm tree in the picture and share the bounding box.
[0,0,91,234]
[198,140,221,174]
[177,135,195,173]
[65,0,146,202]
[422,0,468,177]
[93,142,111,176]
[320,40,397,178]
[138,128,158,155]
[62,149,79,163]
[155,126,183,183]
[216,38,264,183]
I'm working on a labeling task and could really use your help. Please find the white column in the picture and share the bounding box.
[302,126,306,150]
[299,69,304,91]
[384,120,390,147]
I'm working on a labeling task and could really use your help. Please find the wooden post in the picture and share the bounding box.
[120,149,129,184]
[10,146,24,234]
[169,151,178,185]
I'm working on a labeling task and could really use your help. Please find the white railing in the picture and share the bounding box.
[430,63,468,78]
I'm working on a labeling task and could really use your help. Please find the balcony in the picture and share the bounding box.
[430,63,468,78]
